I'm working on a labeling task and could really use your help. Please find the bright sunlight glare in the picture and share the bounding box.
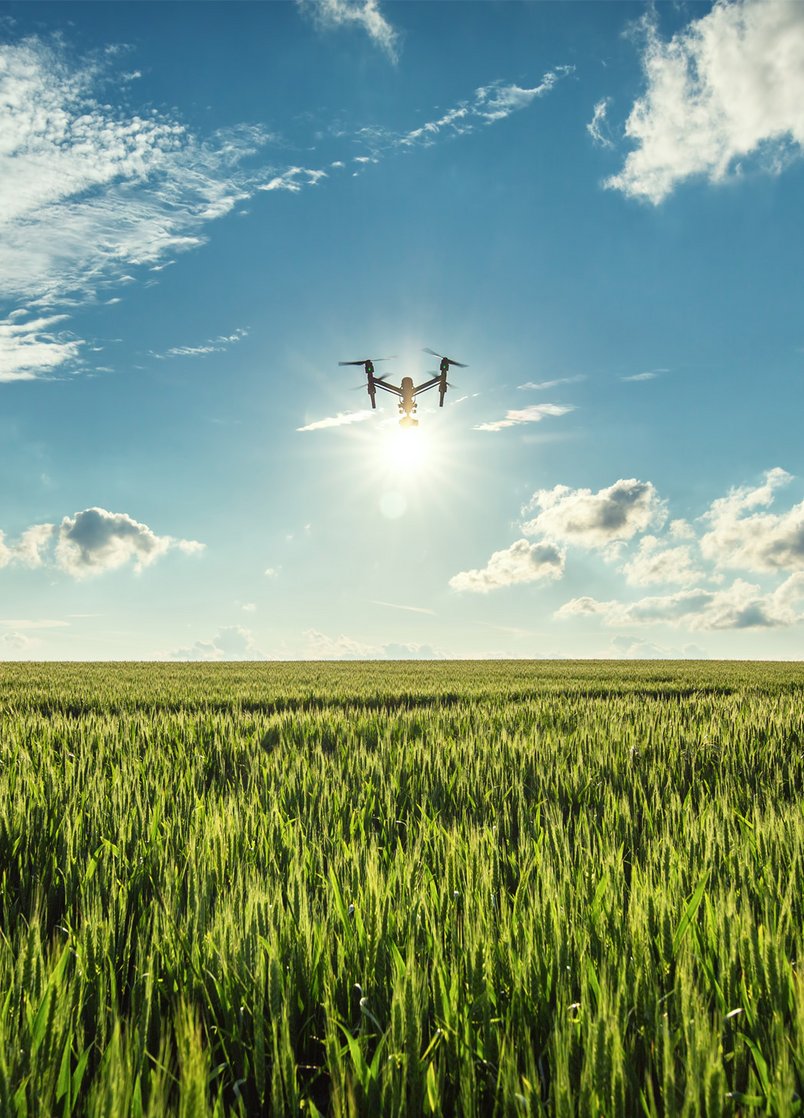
[384,424,431,474]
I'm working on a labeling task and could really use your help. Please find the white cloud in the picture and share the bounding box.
[621,370,664,382]
[264,567,279,577]
[0,618,69,629]
[303,628,444,659]
[356,67,573,157]
[371,600,436,615]
[52,508,204,578]
[522,478,665,550]
[55,509,203,577]
[0,38,269,307]
[449,539,565,593]
[472,70,574,123]
[621,534,705,586]
[607,635,708,659]
[700,467,804,573]
[473,403,574,432]
[153,328,248,359]
[517,376,585,390]
[167,625,267,661]
[297,409,374,432]
[607,1,804,203]
[0,630,37,656]
[587,97,614,148]
[556,575,804,630]
[258,167,327,193]
[298,0,400,61]
[0,313,82,382]
[0,524,55,568]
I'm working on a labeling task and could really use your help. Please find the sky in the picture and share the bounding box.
[1,0,803,661]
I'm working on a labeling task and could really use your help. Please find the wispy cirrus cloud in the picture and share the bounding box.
[152,328,248,360]
[0,313,82,382]
[473,403,574,432]
[296,0,401,62]
[517,375,585,391]
[0,37,269,309]
[297,409,374,432]
[587,97,614,148]
[355,67,574,157]
[371,600,436,615]
[621,369,666,382]
[259,167,328,192]
[606,1,804,203]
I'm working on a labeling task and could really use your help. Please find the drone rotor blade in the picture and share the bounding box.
[339,360,369,367]
[422,347,467,367]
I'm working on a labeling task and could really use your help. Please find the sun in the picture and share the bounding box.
[384,424,431,474]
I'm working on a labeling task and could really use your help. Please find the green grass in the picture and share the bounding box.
[1,660,803,1116]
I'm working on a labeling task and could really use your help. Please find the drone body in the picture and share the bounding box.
[339,349,467,427]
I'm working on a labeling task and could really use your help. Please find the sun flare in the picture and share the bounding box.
[385,424,430,474]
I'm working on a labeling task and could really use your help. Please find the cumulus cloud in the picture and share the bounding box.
[0,508,203,578]
[54,508,204,577]
[167,625,267,661]
[303,629,444,659]
[522,478,665,550]
[607,1,804,203]
[0,524,55,568]
[297,0,401,61]
[449,539,565,593]
[473,403,574,432]
[700,467,804,573]
[621,535,705,586]
[607,635,708,659]
[557,575,804,630]
[297,409,374,432]
[0,630,38,656]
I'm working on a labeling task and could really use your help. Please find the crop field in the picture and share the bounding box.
[1,660,803,1117]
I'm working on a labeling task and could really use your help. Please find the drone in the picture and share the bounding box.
[339,348,467,428]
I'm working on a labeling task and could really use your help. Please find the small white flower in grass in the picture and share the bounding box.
[725,1007,744,1019]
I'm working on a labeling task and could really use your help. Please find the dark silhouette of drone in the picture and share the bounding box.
[340,348,467,428]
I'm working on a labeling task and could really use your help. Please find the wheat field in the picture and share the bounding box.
[1,660,802,1116]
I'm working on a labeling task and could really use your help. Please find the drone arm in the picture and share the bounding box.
[373,380,403,397]
[412,377,441,395]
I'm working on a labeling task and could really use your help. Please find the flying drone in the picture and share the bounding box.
[339,348,468,427]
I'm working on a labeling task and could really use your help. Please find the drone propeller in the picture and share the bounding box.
[423,347,468,368]
[352,374,391,390]
[338,356,395,367]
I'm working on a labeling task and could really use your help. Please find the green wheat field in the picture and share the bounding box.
[1,660,803,1116]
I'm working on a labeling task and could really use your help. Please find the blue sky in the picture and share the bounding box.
[1,0,803,660]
